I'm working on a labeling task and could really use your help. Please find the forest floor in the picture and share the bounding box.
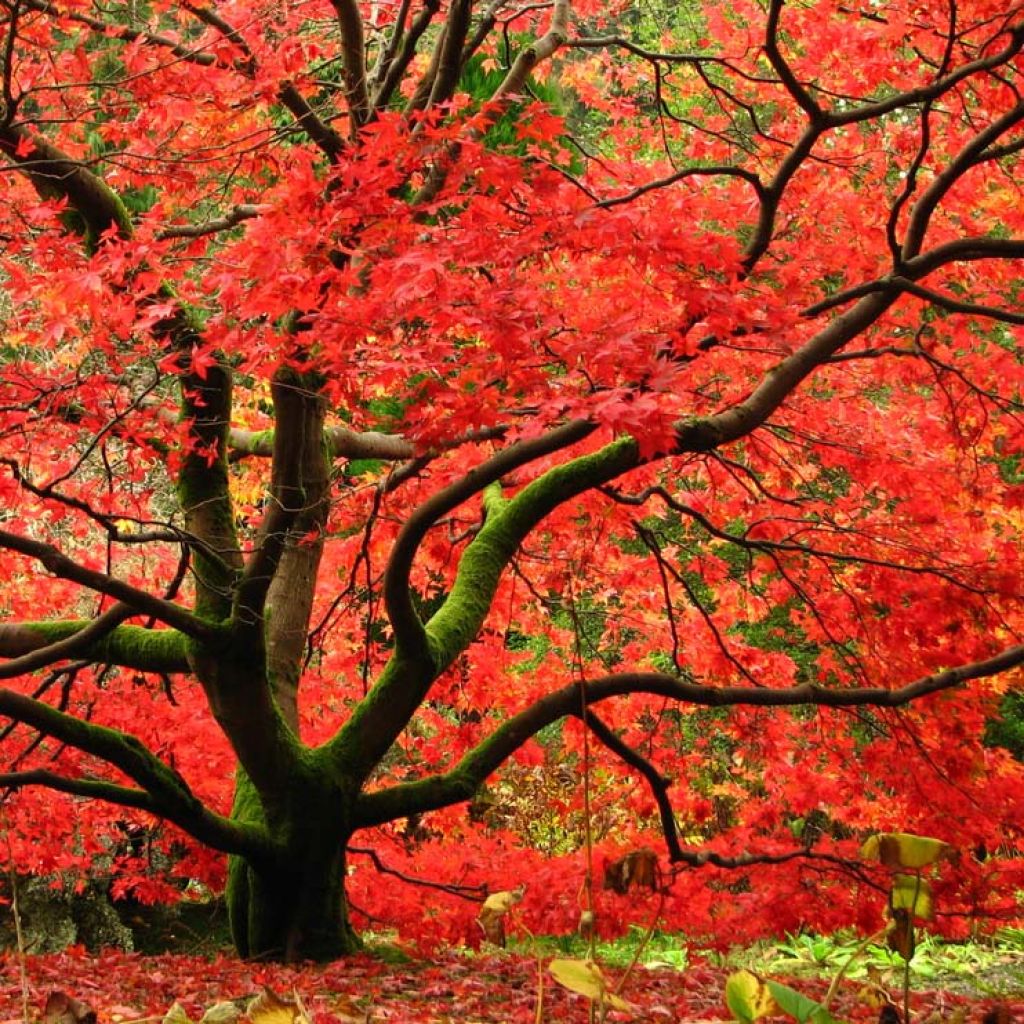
[0,946,1021,1024]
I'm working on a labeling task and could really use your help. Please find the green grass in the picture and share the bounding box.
[723,929,1024,999]
[512,927,1024,999]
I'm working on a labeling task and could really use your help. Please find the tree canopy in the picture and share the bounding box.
[0,0,1022,960]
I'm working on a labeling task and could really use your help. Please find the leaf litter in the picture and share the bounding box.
[0,948,1019,1024]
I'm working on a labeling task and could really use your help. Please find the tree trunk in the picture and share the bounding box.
[226,845,361,961]
[225,769,361,961]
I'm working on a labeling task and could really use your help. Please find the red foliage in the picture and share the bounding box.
[0,0,1021,955]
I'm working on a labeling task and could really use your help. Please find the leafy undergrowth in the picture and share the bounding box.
[0,949,1021,1024]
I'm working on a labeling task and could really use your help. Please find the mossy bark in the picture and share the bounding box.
[226,846,361,962]
[225,768,360,962]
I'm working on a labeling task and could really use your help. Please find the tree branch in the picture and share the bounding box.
[0,689,275,859]
[328,0,371,132]
[381,419,596,661]
[579,711,683,861]
[0,769,162,814]
[0,621,190,674]
[354,643,1024,825]
[0,530,219,641]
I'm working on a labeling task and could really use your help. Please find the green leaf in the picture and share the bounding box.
[890,874,934,920]
[163,1004,193,1024]
[860,832,950,869]
[725,970,778,1024]
[766,980,840,1024]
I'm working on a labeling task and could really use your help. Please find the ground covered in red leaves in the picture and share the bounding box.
[0,949,1020,1024]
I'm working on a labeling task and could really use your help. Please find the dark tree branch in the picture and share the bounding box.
[764,0,823,119]
[0,687,275,859]
[901,99,1024,259]
[355,642,1024,825]
[578,711,683,861]
[348,844,489,902]
[0,769,163,814]
[329,0,371,131]
[372,0,442,112]
[156,203,262,240]
[0,530,219,641]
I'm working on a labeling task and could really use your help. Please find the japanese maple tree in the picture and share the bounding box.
[0,0,1023,962]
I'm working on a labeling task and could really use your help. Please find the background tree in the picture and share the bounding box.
[0,0,1022,961]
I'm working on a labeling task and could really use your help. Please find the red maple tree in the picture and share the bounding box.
[0,0,1022,961]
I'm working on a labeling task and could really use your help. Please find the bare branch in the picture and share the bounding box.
[579,711,683,861]
[0,530,219,641]
[156,204,263,240]
[328,0,371,132]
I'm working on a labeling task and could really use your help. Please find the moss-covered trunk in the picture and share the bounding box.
[226,845,361,962]
[225,769,360,962]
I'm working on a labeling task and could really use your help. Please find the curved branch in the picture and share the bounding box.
[596,165,765,211]
[901,236,1024,276]
[827,22,1024,130]
[382,419,595,660]
[579,711,683,861]
[0,126,131,244]
[901,100,1024,259]
[0,688,275,859]
[0,530,219,642]
[354,643,1024,826]
[674,292,897,451]
[764,0,822,119]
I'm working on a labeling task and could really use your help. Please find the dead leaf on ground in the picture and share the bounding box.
[248,988,312,1024]
[42,992,97,1024]
[477,884,526,946]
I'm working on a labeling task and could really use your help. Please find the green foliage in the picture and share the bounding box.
[985,692,1024,761]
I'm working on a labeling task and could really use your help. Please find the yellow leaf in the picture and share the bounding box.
[724,970,779,1023]
[861,832,950,869]
[481,886,525,915]
[548,959,633,1011]
[890,874,934,920]
[248,990,311,1024]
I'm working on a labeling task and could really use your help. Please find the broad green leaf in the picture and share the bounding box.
[725,970,778,1024]
[163,1004,193,1024]
[199,1006,240,1024]
[766,980,840,1024]
[890,873,934,920]
[860,832,950,869]
[548,959,633,1011]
